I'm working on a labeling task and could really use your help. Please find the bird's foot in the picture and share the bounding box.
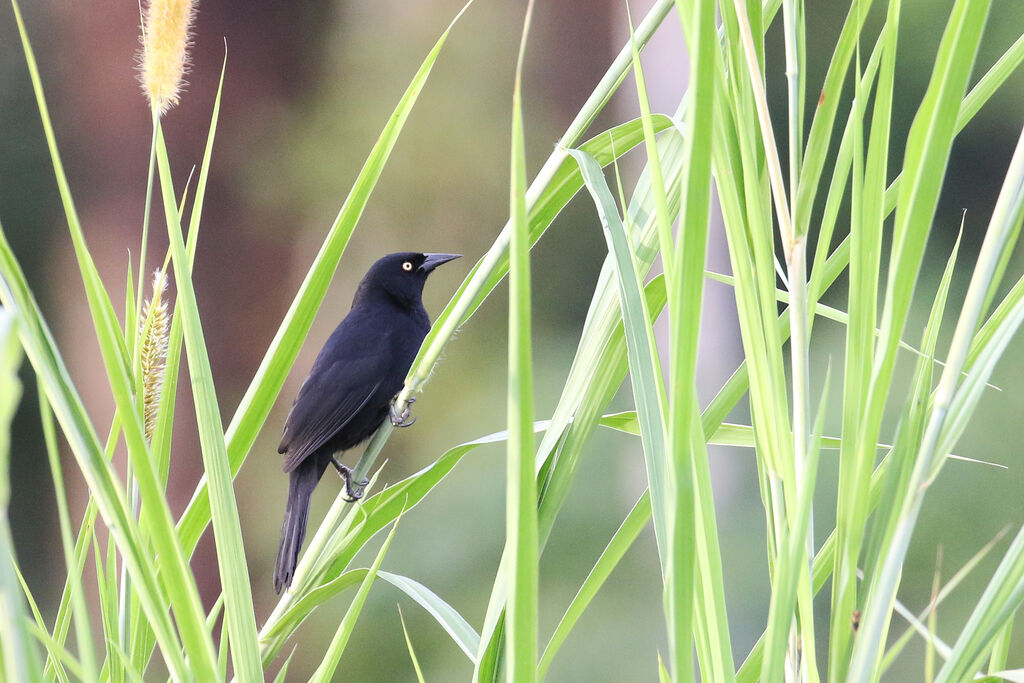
[389,396,417,428]
[332,458,369,502]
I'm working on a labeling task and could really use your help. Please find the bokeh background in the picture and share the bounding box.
[2,0,1024,679]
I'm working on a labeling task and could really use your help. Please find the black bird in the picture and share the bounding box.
[274,251,461,593]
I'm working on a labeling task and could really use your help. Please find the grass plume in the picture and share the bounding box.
[138,0,196,114]
[139,270,170,441]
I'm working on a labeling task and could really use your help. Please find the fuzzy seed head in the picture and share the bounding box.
[140,271,171,441]
[139,0,197,114]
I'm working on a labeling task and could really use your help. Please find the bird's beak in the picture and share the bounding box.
[419,253,462,273]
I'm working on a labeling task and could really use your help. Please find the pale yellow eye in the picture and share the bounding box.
[402,261,413,271]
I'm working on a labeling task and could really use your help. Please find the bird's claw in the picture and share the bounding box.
[389,396,417,428]
[332,459,369,502]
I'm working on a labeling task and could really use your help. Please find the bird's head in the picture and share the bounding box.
[353,252,462,309]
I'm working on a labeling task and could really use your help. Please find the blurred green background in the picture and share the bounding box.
[2,0,1024,679]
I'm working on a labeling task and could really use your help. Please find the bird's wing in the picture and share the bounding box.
[278,353,388,472]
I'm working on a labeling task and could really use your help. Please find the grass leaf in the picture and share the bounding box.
[379,571,480,663]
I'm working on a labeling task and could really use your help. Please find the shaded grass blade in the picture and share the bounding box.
[0,309,43,683]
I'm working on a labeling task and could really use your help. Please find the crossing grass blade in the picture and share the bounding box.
[408,113,672,388]
[308,516,400,683]
[38,390,97,681]
[152,53,227,494]
[882,527,1009,670]
[829,0,901,671]
[128,57,228,674]
[628,5,694,678]
[379,571,480,663]
[257,424,545,666]
[0,219,192,678]
[761,368,829,679]
[934,525,1024,683]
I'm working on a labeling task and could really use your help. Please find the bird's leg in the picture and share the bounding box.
[389,395,417,428]
[331,457,368,502]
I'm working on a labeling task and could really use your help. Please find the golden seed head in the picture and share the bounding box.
[140,270,171,442]
[139,0,197,114]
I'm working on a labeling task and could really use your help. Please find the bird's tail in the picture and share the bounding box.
[274,458,326,593]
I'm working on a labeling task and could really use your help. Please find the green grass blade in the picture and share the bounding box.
[37,391,96,681]
[16,558,71,683]
[22,622,75,683]
[414,0,678,394]
[792,0,875,238]
[882,528,1009,670]
[45,466,102,679]
[668,0,729,677]
[762,368,829,679]
[933,123,1024,459]
[154,123,262,680]
[271,650,294,683]
[829,1,900,672]
[151,51,226,496]
[851,18,1022,668]
[935,525,1024,683]
[378,571,480,663]
[504,3,538,679]
[259,569,368,646]
[309,518,400,683]
[95,535,121,683]
[627,6,675,279]
[538,489,650,678]
[134,64,225,665]
[398,606,426,683]
[0,219,190,678]
[569,147,680,669]
[475,275,671,682]
[470,106,681,683]
[849,9,1000,678]
[938,275,1024,461]
[569,147,670,545]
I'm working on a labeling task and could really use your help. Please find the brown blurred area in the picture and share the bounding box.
[4,0,1024,679]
